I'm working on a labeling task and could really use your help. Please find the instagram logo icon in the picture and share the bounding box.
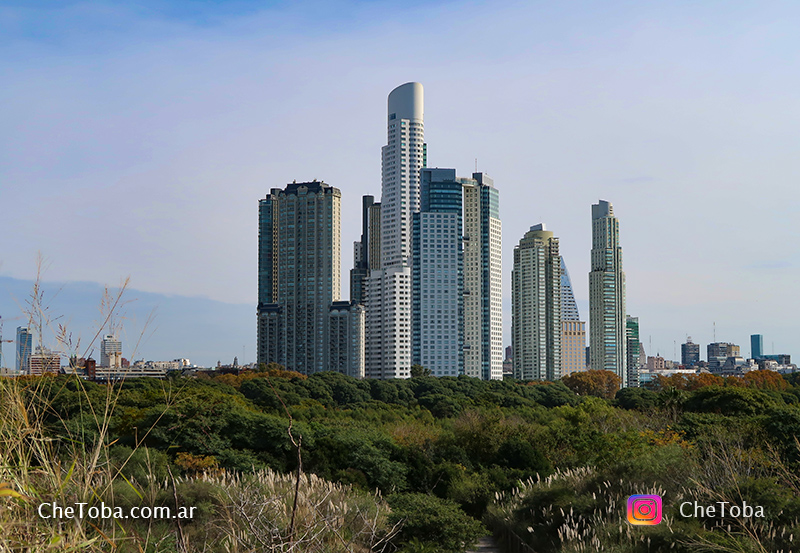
[627,495,662,525]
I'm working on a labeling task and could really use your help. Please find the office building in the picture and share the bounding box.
[366,82,426,379]
[328,301,366,378]
[562,321,586,377]
[560,257,586,377]
[100,335,122,367]
[707,342,740,371]
[512,224,561,381]
[626,316,640,387]
[16,326,32,374]
[462,172,503,380]
[751,334,764,360]
[256,180,342,375]
[589,200,627,386]
[29,346,60,376]
[412,168,464,377]
[681,338,700,367]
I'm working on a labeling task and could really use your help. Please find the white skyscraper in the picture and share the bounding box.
[589,200,627,385]
[366,83,426,379]
[100,335,122,367]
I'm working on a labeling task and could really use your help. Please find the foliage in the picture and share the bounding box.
[5,366,800,552]
[561,370,621,398]
[387,493,485,553]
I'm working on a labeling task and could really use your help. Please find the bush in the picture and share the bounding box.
[387,493,485,553]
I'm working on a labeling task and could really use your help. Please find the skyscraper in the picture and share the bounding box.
[366,83,426,379]
[707,342,740,371]
[589,200,627,386]
[328,301,366,378]
[462,173,502,381]
[512,224,561,381]
[16,326,32,374]
[410,168,503,380]
[350,195,375,305]
[412,168,464,377]
[560,257,586,377]
[257,181,342,375]
[750,334,764,360]
[682,337,700,367]
[100,335,122,367]
[625,316,640,387]
[560,257,580,322]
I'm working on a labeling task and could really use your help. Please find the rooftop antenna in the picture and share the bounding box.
[713,321,716,342]
[475,158,478,173]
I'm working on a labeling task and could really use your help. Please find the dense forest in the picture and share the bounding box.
[2,367,800,552]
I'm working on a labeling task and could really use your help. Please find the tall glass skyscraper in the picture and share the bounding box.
[750,334,764,360]
[366,83,426,379]
[16,326,32,374]
[512,224,562,381]
[589,200,628,386]
[560,257,586,377]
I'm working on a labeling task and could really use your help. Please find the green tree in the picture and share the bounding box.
[411,364,432,378]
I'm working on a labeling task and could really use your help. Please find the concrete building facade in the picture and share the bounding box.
[257,181,343,375]
[100,335,122,367]
[589,200,628,386]
[512,224,561,381]
[366,83,426,379]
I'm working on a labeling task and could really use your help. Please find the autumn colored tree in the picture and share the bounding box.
[560,370,621,399]
[742,369,789,391]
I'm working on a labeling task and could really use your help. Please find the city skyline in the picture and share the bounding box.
[2,1,799,364]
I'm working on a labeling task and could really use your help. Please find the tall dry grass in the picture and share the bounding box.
[1,265,397,552]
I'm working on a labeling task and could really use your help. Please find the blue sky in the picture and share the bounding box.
[2,0,799,365]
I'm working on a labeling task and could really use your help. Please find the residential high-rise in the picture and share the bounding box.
[100,335,122,367]
[560,257,586,377]
[750,334,764,360]
[412,168,464,377]
[589,200,627,386]
[562,321,586,377]
[16,326,32,374]
[350,195,375,305]
[366,82,426,379]
[625,316,640,387]
[328,301,366,378]
[257,181,342,375]
[682,337,700,367]
[410,168,503,380]
[512,224,561,381]
[463,172,502,380]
